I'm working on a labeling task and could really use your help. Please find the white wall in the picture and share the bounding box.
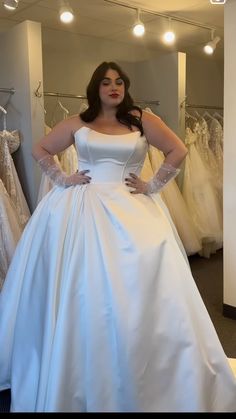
[0,21,44,211]
[223,0,236,311]
[42,27,161,126]
[186,55,224,108]
[132,53,186,139]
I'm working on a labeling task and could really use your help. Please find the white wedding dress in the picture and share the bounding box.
[0,179,23,290]
[0,126,236,413]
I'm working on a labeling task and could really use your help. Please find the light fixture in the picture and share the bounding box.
[59,5,74,24]
[163,18,175,45]
[210,0,227,4]
[204,29,221,54]
[132,9,145,37]
[3,0,19,10]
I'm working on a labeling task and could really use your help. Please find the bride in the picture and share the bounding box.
[0,61,235,412]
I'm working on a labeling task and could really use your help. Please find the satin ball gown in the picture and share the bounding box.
[0,126,236,412]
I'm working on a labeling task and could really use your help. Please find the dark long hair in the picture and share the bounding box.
[80,61,143,135]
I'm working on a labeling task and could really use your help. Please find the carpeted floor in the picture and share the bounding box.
[1,248,235,412]
[189,248,236,358]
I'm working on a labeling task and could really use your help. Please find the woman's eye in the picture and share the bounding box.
[101,81,110,86]
[116,79,124,85]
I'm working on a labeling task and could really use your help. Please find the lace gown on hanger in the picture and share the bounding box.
[194,118,223,218]
[147,145,202,256]
[0,127,236,412]
[0,130,30,227]
[208,117,223,204]
[0,179,23,290]
[182,127,223,258]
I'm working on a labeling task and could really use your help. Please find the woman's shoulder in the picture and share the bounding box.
[64,114,84,134]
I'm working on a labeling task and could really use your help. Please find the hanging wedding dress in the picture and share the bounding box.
[182,126,223,258]
[0,179,23,290]
[195,117,223,216]
[208,117,223,205]
[147,145,202,256]
[0,126,236,413]
[142,109,201,256]
[0,113,30,227]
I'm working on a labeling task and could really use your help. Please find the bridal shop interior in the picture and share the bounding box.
[0,1,236,315]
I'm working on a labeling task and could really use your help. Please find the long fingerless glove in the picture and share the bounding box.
[38,155,79,187]
[146,162,180,194]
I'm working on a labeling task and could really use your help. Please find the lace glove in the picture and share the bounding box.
[37,155,91,187]
[125,162,180,195]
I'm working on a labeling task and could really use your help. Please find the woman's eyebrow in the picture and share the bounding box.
[102,77,122,81]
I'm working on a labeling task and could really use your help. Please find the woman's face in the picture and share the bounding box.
[99,69,125,108]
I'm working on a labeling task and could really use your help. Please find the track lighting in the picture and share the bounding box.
[3,0,19,10]
[204,30,221,54]
[132,9,145,37]
[59,5,74,24]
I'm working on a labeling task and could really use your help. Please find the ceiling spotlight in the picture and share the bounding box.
[132,9,145,37]
[59,6,74,24]
[3,0,19,10]
[163,31,175,44]
[162,18,175,45]
[210,0,227,4]
[204,30,221,54]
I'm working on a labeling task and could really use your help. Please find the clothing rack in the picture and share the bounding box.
[185,103,223,111]
[0,87,15,94]
[34,84,160,105]
[43,92,86,100]
[43,91,160,105]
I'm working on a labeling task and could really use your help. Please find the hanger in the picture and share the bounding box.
[51,99,69,126]
[213,111,223,120]
[58,100,69,116]
[185,110,197,121]
[193,110,201,119]
[0,105,7,114]
[0,105,7,130]
[202,110,214,120]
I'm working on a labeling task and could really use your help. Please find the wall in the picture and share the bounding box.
[223,0,236,312]
[186,55,224,107]
[132,52,186,140]
[42,27,161,126]
[0,20,44,211]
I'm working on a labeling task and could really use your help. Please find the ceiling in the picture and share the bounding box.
[0,0,225,60]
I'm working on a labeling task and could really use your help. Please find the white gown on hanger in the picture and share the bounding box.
[0,127,236,413]
[0,130,30,227]
[182,127,223,258]
[147,145,202,256]
[0,179,23,290]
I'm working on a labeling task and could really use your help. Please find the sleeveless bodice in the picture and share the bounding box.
[74,126,148,183]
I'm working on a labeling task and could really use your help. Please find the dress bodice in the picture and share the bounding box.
[74,126,148,183]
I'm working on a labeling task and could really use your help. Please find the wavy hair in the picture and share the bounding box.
[80,61,143,135]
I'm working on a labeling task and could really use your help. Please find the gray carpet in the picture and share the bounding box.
[1,248,235,412]
[189,248,236,358]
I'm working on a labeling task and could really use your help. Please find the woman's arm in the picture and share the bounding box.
[142,110,188,167]
[125,111,187,195]
[32,116,81,161]
[32,116,91,187]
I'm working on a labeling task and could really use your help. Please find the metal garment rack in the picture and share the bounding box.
[0,87,15,94]
[185,103,223,111]
[34,82,160,105]
[43,91,86,100]
[43,91,160,106]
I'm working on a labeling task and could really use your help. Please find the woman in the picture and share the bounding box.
[0,61,235,412]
